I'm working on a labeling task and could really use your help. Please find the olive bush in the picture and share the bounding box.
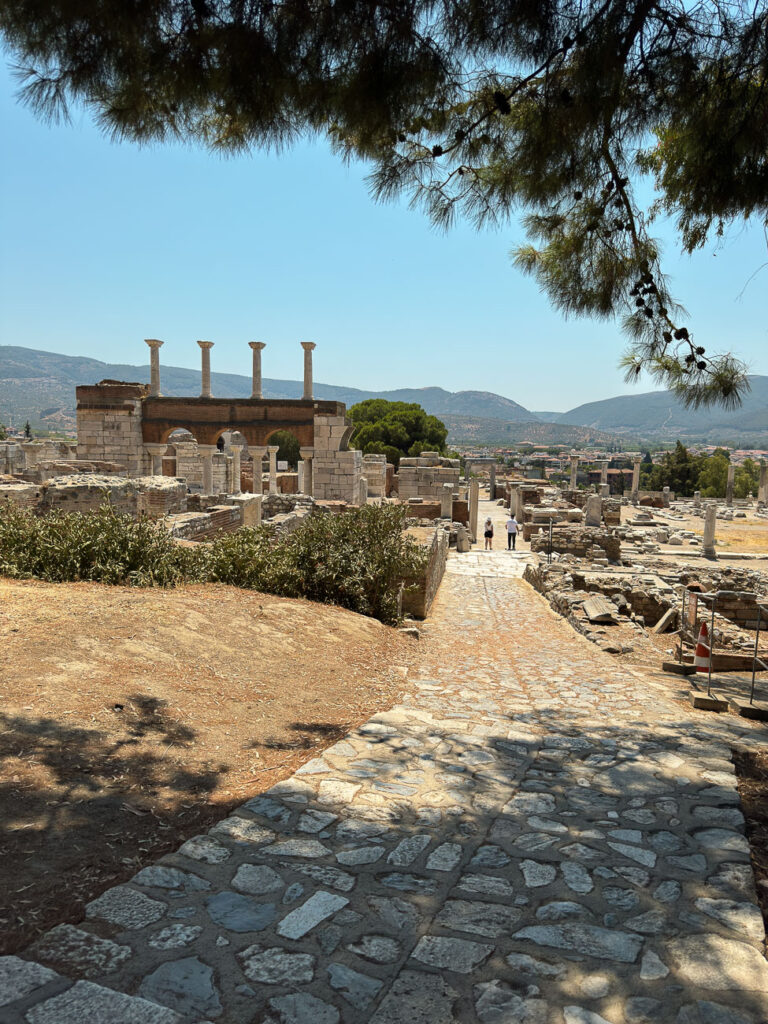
[0,501,427,625]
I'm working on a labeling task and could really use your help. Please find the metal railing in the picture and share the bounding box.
[681,588,768,703]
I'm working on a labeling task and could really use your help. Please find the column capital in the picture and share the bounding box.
[197,339,214,350]
[198,443,217,454]
[249,446,268,457]
[267,445,280,454]
[299,447,315,460]
[300,341,316,352]
[248,341,266,352]
[145,338,163,349]
[145,443,167,456]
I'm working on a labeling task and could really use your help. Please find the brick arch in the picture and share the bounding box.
[139,397,337,448]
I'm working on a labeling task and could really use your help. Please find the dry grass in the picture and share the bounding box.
[670,511,768,553]
[0,578,417,954]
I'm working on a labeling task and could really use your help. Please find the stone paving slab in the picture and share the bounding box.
[6,519,768,1023]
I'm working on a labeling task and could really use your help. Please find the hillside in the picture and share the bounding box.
[560,376,768,443]
[3,345,766,444]
[0,345,536,432]
[442,415,619,447]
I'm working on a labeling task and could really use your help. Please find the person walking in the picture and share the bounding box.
[483,517,494,550]
[506,513,519,550]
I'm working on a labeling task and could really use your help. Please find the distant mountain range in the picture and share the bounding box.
[1,345,766,446]
[554,377,768,444]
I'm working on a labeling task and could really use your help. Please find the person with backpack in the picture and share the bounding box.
[506,513,519,550]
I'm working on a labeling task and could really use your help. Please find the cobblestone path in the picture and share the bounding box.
[3,541,768,1024]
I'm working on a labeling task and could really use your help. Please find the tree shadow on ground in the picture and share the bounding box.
[251,721,348,751]
[0,694,228,955]
[186,707,768,1024]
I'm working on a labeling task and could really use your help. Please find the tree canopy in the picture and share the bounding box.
[269,429,300,470]
[349,399,449,466]
[640,442,759,498]
[2,1,765,406]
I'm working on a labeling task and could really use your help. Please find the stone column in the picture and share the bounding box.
[702,502,717,558]
[145,443,166,476]
[631,457,641,503]
[250,446,267,493]
[231,445,242,495]
[248,342,266,399]
[199,444,216,494]
[600,460,609,486]
[758,460,768,504]
[726,463,735,506]
[599,483,610,498]
[509,484,521,517]
[297,461,305,493]
[489,464,496,500]
[662,486,671,507]
[693,491,701,508]
[145,338,163,397]
[569,454,579,490]
[301,341,316,400]
[469,478,479,543]
[585,494,602,526]
[359,476,368,505]
[299,447,314,497]
[441,483,453,519]
[268,445,279,494]
[198,340,214,398]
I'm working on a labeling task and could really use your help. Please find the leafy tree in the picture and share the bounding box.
[270,430,300,470]
[0,423,6,441]
[1,1,763,407]
[24,421,31,439]
[735,458,761,499]
[698,452,729,498]
[349,399,449,467]
[640,440,705,497]
[641,451,653,465]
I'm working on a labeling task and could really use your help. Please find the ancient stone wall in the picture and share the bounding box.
[397,454,460,501]
[313,449,363,504]
[0,481,40,509]
[166,505,244,541]
[76,383,148,476]
[1,474,187,519]
[530,526,621,562]
[261,493,315,519]
[405,499,442,521]
[451,499,469,526]
[362,454,387,498]
[402,526,450,619]
[134,478,188,518]
[0,442,25,476]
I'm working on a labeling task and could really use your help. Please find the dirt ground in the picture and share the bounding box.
[735,749,768,926]
[622,505,768,571]
[0,579,417,955]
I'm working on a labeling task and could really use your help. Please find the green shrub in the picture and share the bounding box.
[0,500,193,586]
[0,501,427,625]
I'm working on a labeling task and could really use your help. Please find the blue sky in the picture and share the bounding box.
[1,60,766,412]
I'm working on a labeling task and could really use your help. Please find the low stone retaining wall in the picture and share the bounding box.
[530,526,621,562]
[261,493,315,519]
[402,526,449,619]
[166,505,244,541]
[405,499,442,520]
[0,482,40,509]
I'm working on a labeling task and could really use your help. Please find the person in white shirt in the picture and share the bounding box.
[506,514,519,550]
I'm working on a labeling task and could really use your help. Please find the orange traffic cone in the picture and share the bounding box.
[694,622,711,673]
